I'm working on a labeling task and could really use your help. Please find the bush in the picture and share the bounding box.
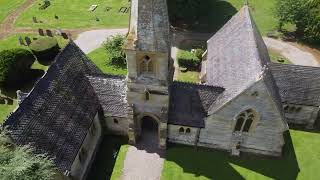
[39,0,51,10]
[177,50,202,69]
[0,49,35,87]
[103,35,126,68]
[29,37,60,65]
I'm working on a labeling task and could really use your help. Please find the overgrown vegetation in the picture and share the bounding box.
[0,129,56,179]
[29,37,60,64]
[0,49,35,87]
[276,0,320,44]
[103,35,126,68]
[177,49,203,70]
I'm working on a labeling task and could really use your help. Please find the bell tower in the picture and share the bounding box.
[124,0,172,148]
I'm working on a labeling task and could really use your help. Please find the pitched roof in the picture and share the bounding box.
[168,82,225,128]
[205,6,282,113]
[125,0,170,52]
[271,63,320,106]
[4,41,101,173]
[87,74,129,118]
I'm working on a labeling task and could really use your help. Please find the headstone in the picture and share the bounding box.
[88,5,98,11]
[54,14,59,19]
[105,7,112,12]
[32,16,38,23]
[46,29,53,37]
[18,36,25,46]
[38,28,44,36]
[25,37,32,46]
[61,32,69,39]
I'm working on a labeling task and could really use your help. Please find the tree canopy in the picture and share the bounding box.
[0,129,56,180]
[103,35,126,68]
[276,0,320,43]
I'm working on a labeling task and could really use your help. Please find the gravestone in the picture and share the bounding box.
[105,7,112,12]
[61,32,69,39]
[18,36,25,46]
[25,37,32,46]
[32,16,38,23]
[38,28,44,36]
[46,29,53,37]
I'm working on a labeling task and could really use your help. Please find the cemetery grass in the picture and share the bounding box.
[15,0,130,29]
[0,0,26,23]
[177,71,199,83]
[162,130,320,180]
[168,0,279,35]
[268,49,291,64]
[87,47,127,76]
[0,100,17,123]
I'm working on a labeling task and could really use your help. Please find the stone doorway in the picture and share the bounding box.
[138,116,160,151]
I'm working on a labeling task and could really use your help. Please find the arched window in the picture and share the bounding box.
[234,109,258,133]
[186,128,191,133]
[145,89,150,101]
[140,55,153,74]
[179,127,184,134]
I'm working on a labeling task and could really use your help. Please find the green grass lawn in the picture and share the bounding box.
[0,33,68,51]
[168,0,279,35]
[111,145,129,180]
[0,100,17,123]
[177,71,200,83]
[0,0,26,23]
[87,47,127,75]
[15,0,129,29]
[162,130,320,180]
[268,49,291,64]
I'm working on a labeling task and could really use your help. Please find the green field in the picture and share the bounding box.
[87,47,127,75]
[168,0,279,35]
[162,130,319,180]
[0,33,68,51]
[0,100,17,123]
[15,0,130,29]
[176,71,199,83]
[0,0,26,23]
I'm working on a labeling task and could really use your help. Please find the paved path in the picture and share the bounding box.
[121,129,165,180]
[263,37,320,67]
[74,29,127,54]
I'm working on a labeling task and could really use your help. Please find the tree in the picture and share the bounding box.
[0,129,56,179]
[276,0,320,43]
[103,35,126,67]
[0,49,35,87]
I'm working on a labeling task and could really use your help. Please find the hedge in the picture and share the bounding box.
[29,37,60,65]
[0,49,35,87]
[177,49,202,69]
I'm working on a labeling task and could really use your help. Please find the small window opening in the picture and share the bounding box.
[186,128,191,133]
[179,127,184,133]
[114,118,119,124]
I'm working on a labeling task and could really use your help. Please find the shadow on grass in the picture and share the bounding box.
[86,135,128,180]
[168,0,237,32]
[164,131,299,180]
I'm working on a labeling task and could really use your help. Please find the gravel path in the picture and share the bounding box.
[121,129,164,180]
[263,37,319,67]
[74,28,127,54]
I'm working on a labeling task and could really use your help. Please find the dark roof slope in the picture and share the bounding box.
[168,82,224,128]
[271,63,320,106]
[4,41,101,173]
[87,74,129,118]
[125,0,170,52]
[206,6,282,113]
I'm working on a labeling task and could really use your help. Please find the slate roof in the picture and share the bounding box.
[4,41,102,173]
[271,63,320,106]
[87,74,129,118]
[125,0,170,52]
[205,6,283,113]
[168,82,225,128]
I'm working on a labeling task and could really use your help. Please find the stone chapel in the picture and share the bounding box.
[3,0,320,179]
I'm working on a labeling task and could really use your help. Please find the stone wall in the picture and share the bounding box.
[70,114,103,180]
[167,125,199,146]
[198,80,286,156]
[283,103,319,129]
[105,116,129,136]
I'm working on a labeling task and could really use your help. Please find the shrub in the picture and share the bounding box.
[39,0,51,10]
[29,37,60,65]
[177,50,201,69]
[103,35,126,68]
[0,49,35,87]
